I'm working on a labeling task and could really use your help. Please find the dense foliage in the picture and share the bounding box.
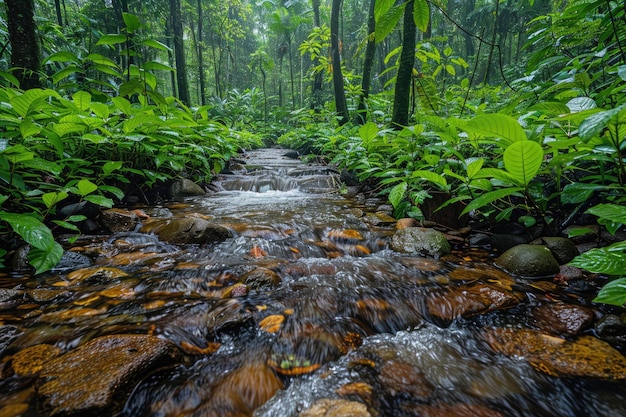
[0,0,625,305]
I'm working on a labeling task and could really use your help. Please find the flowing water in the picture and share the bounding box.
[0,148,625,417]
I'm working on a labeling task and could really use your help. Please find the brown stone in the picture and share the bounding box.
[242,267,281,289]
[37,334,181,416]
[483,328,626,379]
[378,359,433,400]
[99,208,140,233]
[299,398,371,417]
[8,344,62,377]
[426,283,524,322]
[396,218,418,229]
[142,217,233,244]
[530,302,595,336]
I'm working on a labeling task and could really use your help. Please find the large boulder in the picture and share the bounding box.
[391,227,451,258]
[37,335,181,416]
[169,178,206,197]
[495,244,560,278]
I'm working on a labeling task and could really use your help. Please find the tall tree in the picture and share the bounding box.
[354,0,377,124]
[196,0,207,105]
[54,0,64,26]
[170,0,190,105]
[331,0,349,125]
[391,0,416,127]
[4,0,41,90]
[310,0,324,112]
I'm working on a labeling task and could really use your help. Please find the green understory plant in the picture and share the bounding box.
[569,203,626,307]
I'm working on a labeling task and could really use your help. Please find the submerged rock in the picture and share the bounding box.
[483,328,626,379]
[539,236,579,264]
[391,227,451,258]
[495,244,560,277]
[299,398,371,417]
[169,178,206,197]
[530,302,594,336]
[99,208,140,233]
[37,334,181,416]
[6,344,62,377]
[143,217,233,244]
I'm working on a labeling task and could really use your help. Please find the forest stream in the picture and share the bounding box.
[1,148,626,417]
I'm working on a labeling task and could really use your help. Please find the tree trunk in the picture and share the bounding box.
[331,0,349,125]
[197,0,206,105]
[354,0,376,124]
[5,0,41,90]
[164,21,177,97]
[288,42,296,110]
[170,0,190,105]
[310,0,324,112]
[54,0,63,26]
[391,0,416,128]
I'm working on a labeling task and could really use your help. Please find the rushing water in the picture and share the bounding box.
[0,148,625,417]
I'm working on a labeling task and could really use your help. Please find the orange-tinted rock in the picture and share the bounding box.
[378,359,433,400]
[37,335,181,416]
[259,314,285,333]
[8,344,62,377]
[66,266,129,283]
[242,267,281,289]
[530,302,595,336]
[483,328,626,379]
[99,208,140,233]
[141,217,232,244]
[406,403,507,417]
[426,283,524,322]
[336,382,374,405]
[299,398,371,417]
[327,229,364,242]
[396,218,418,229]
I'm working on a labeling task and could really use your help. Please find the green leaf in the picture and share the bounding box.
[461,187,524,215]
[358,122,379,143]
[112,96,133,115]
[578,105,625,142]
[593,278,626,307]
[84,194,113,208]
[411,169,448,190]
[73,91,92,111]
[42,191,69,208]
[618,65,626,81]
[465,114,527,145]
[20,119,41,138]
[51,219,81,232]
[566,97,597,113]
[413,0,430,32]
[123,12,141,32]
[376,4,406,44]
[560,183,602,204]
[389,181,408,209]
[76,179,98,196]
[44,51,79,64]
[85,53,119,68]
[143,61,174,72]
[142,39,171,52]
[28,243,64,275]
[102,161,123,175]
[503,140,543,186]
[96,34,127,46]
[90,102,110,119]
[569,241,626,275]
[374,0,395,22]
[98,185,125,200]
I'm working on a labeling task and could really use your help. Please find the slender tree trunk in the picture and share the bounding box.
[164,21,177,97]
[197,0,206,105]
[54,0,63,26]
[288,42,296,110]
[391,0,416,128]
[170,0,190,105]
[311,0,324,112]
[331,0,349,125]
[482,0,499,85]
[5,0,41,90]
[354,0,376,124]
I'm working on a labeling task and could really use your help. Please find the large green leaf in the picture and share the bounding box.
[96,34,127,46]
[461,187,523,215]
[28,243,64,275]
[593,278,626,307]
[560,183,603,204]
[411,169,448,190]
[569,241,626,275]
[376,4,406,44]
[586,203,626,225]
[578,105,625,142]
[503,140,543,186]
[413,0,430,32]
[122,13,141,32]
[465,114,527,145]
[389,181,408,209]
[374,0,395,22]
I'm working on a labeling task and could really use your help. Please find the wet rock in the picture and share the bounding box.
[52,250,92,271]
[406,403,507,417]
[530,302,595,336]
[539,237,579,264]
[225,161,247,174]
[469,233,491,247]
[396,218,418,230]
[378,359,433,400]
[426,283,524,323]
[391,227,451,258]
[364,212,396,226]
[299,398,371,417]
[242,267,282,289]
[57,201,100,218]
[495,244,560,278]
[37,334,181,416]
[99,208,140,233]
[283,150,300,159]
[490,234,528,253]
[483,328,626,379]
[595,314,626,345]
[144,217,233,244]
[0,325,21,357]
[169,178,206,197]
[66,266,129,284]
[563,224,599,243]
[7,344,62,377]
[9,245,33,273]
